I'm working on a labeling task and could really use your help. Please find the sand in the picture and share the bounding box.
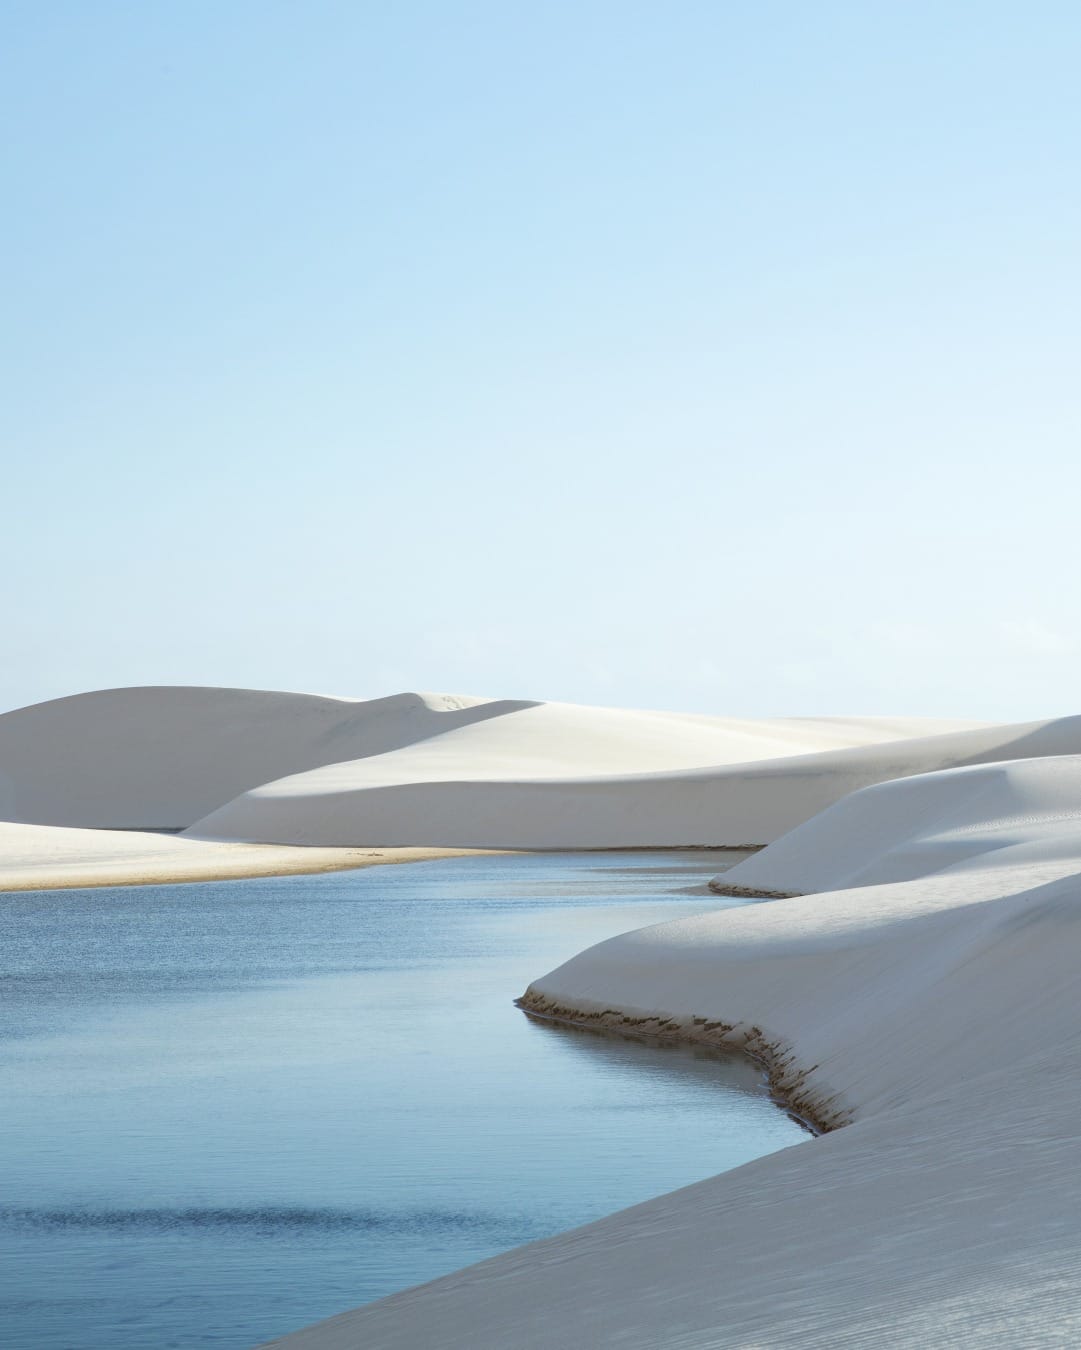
[188,712,1081,851]
[9,684,1081,1343]
[265,750,1081,1348]
[713,753,1081,895]
[0,686,981,836]
[0,821,482,893]
[0,687,515,828]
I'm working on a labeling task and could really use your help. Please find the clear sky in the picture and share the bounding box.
[3,1,1078,719]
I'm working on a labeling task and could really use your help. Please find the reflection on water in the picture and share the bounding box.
[0,850,803,1349]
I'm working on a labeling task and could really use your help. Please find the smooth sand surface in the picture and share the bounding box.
[0,686,980,835]
[189,714,1081,851]
[0,822,481,892]
[714,752,1081,895]
[186,703,1013,848]
[267,751,1081,1348]
[0,687,515,828]
[0,686,984,887]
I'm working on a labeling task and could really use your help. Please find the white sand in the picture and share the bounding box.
[714,753,1081,895]
[0,686,511,828]
[0,685,978,886]
[10,685,1081,1342]
[0,821,475,892]
[266,750,1081,1347]
[0,685,976,836]
[186,703,1013,847]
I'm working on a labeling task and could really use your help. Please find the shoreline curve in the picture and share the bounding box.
[514,991,845,1137]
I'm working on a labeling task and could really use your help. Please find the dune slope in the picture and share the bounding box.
[0,686,518,828]
[187,713,1081,850]
[0,686,978,833]
[268,754,1081,1347]
[715,752,1081,894]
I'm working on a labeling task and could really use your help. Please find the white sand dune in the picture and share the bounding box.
[186,711,1081,851]
[0,685,976,834]
[9,684,1081,1341]
[269,752,1081,1348]
[0,821,472,892]
[0,685,986,886]
[0,686,517,828]
[715,752,1081,894]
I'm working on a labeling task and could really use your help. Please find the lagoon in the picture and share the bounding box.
[0,851,804,1348]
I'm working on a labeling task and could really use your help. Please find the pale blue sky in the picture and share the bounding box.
[3,2,1079,718]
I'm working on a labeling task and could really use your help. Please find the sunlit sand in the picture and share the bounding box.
[5,686,1081,1345]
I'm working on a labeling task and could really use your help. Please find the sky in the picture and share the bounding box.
[2,1,1079,719]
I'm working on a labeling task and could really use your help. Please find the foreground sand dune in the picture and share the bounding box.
[270,753,1081,1347]
[188,712,1081,850]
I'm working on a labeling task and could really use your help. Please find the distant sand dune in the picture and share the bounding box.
[188,710,1081,850]
[0,685,981,838]
[0,686,521,829]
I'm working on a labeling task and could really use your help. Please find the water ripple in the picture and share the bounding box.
[0,1204,543,1238]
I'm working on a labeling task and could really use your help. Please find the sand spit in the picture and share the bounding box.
[267,753,1081,1348]
[0,822,485,893]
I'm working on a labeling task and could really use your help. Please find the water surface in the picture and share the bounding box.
[0,851,804,1348]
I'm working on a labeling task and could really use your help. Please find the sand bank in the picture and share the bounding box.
[268,753,1081,1347]
[0,822,484,893]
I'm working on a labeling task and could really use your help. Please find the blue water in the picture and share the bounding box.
[0,851,805,1349]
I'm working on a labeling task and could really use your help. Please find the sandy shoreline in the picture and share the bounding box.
[706,879,801,898]
[268,754,1081,1348]
[514,995,837,1136]
[0,832,750,896]
[0,824,493,894]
